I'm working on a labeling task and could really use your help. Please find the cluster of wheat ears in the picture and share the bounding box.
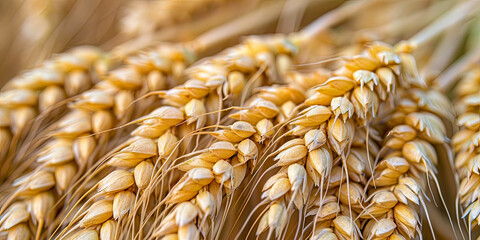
[0,0,480,239]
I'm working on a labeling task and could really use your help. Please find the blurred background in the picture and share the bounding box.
[2,0,467,87]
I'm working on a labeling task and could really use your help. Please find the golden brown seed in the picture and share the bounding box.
[393,203,418,238]
[80,200,113,227]
[353,70,379,90]
[125,137,158,157]
[213,160,233,183]
[14,171,55,193]
[65,70,91,96]
[314,76,356,96]
[154,211,177,237]
[312,228,337,240]
[147,70,167,91]
[230,121,256,138]
[257,209,269,236]
[399,53,426,88]
[188,168,215,186]
[32,191,55,225]
[55,110,92,137]
[73,135,96,167]
[364,218,396,239]
[333,215,358,239]
[141,106,184,126]
[405,112,447,144]
[184,80,210,98]
[7,223,31,240]
[1,203,29,230]
[98,170,135,194]
[108,67,142,89]
[262,173,287,192]
[39,85,66,112]
[228,71,245,94]
[114,90,134,119]
[100,220,116,240]
[175,202,198,227]
[268,201,287,237]
[307,146,332,186]
[237,139,258,162]
[457,113,480,131]
[11,106,36,134]
[330,97,354,122]
[292,106,332,127]
[196,191,215,216]
[158,131,179,158]
[134,161,154,189]
[305,92,334,106]
[351,86,377,117]
[231,157,247,189]
[185,99,206,126]
[328,118,348,143]
[70,229,99,240]
[275,144,307,166]
[267,178,291,200]
[208,141,237,159]
[402,140,437,165]
[177,157,215,172]
[288,163,306,191]
[37,139,74,165]
[387,125,417,141]
[255,100,279,119]
[178,222,198,240]
[254,119,275,142]
[349,55,379,71]
[338,182,363,210]
[305,129,327,151]
[72,90,114,111]
[113,191,135,219]
[55,162,78,191]
[0,89,37,107]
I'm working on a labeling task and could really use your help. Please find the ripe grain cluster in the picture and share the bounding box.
[0,1,479,239]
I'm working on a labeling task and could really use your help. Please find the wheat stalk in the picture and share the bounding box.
[0,2,301,238]
[50,35,297,240]
[0,43,192,240]
[0,47,109,178]
[453,67,480,236]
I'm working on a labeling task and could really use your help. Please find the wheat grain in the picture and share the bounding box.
[241,41,404,239]
[453,67,480,235]
[358,87,453,239]
[0,44,193,240]
[0,47,108,174]
[48,36,297,239]
[0,1,473,239]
